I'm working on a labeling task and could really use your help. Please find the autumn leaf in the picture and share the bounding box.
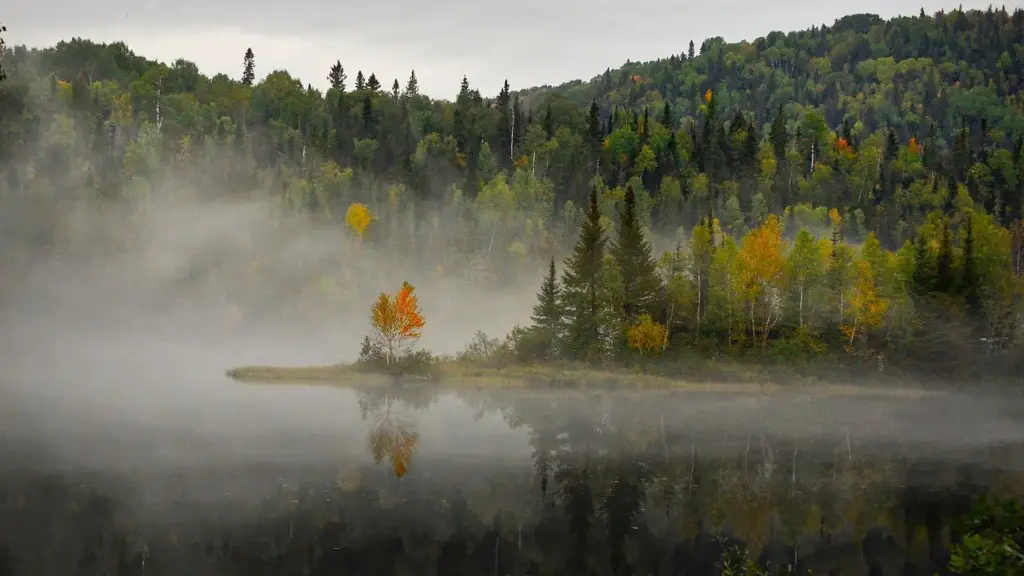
[704,89,713,103]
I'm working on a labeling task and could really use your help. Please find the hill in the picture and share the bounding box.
[0,9,1022,379]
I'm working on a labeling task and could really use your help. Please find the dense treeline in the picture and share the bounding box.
[0,9,1022,376]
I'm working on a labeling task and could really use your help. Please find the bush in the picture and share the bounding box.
[357,335,437,378]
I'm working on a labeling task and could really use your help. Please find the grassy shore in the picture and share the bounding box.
[225,361,941,398]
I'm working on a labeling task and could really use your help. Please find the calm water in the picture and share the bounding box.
[1,377,1023,576]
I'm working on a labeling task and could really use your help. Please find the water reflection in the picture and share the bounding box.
[0,386,1021,575]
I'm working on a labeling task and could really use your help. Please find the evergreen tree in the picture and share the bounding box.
[912,229,933,293]
[404,70,419,97]
[962,213,981,313]
[561,186,608,361]
[367,73,381,92]
[613,185,662,321]
[688,40,695,60]
[391,79,400,101]
[543,103,554,139]
[769,103,787,163]
[328,61,346,91]
[0,24,8,84]
[241,48,255,86]
[496,80,513,166]
[935,217,954,292]
[660,100,673,130]
[355,71,366,91]
[531,257,563,359]
[587,101,602,154]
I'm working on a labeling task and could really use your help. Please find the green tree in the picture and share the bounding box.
[531,257,563,359]
[241,48,255,86]
[328,60,346,91]
[613,185,662,322]
[561,186,608,361]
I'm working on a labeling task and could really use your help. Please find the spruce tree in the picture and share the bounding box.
[366,73,381,92]
[391,79,400,101]
[962,213,981,313]
[241,48,255,86]
[328,61,346,91]
[587,101,602,154]
[912,229,932,293]
[935,218,954,293]
[613,185,661,321]
[531,257,563,359]
[561,186,607,361]
[0,24,7,84]
[355,71,366,91]
[661,100,673,129]
[404,70,419,97]
[769,103,787,162]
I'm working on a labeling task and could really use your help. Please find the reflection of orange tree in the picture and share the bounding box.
[366,397,420,478]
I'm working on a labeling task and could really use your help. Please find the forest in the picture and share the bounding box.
[1,8,1024,379]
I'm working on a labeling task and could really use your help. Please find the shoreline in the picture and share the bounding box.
[225,363,942,399]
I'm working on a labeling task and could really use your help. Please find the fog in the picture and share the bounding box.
[1,133,1023,561]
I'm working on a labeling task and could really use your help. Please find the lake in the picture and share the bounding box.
[1,370,1023,576]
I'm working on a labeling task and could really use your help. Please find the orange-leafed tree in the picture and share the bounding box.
[367,402,419,479]
[370,281,426,366]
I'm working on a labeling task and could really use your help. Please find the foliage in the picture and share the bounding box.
[950,497,1024,576]
[345,202,374,240]
[625,314,668,357]
[367,281,426,368]
[1,10,1023,380]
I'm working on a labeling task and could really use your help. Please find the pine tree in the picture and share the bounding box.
[366,73,381,92]
[587,101,602,153]
[496,80,513,166]
[688,40,695,60]
[391,79,400,101]
[613,186,662,321]
[661,101,673,130]
[241,48,255,86]
[769,104,787,162]
[912,229,933,293]
[355,71,366,91]
[935,217,954,292]
[561,186,607,361]
[962,213,981,313]
[0,24,7,84]
[404,70,419,97]
[543,103,554,139]
[531,257,563,359]
[328,61,346,91]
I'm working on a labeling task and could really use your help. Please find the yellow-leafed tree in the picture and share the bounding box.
[370,281,426,366]
[626,314,668,358]
[346,202,374,241]
[738,214,786,347]
[842,260,889,346]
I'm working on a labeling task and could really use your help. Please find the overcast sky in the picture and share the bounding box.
[6,0,1017,100]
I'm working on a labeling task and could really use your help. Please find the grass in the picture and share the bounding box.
[225,359,941,398]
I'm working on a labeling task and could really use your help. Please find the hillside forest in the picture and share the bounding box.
[1,8,1023,379]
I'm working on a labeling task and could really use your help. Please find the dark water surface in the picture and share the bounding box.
[2,376,1023,576]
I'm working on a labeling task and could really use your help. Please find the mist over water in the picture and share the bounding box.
[0,166,1021,576]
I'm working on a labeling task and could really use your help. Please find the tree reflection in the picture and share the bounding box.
[362,389,427,479]
[1,389,1022,575]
